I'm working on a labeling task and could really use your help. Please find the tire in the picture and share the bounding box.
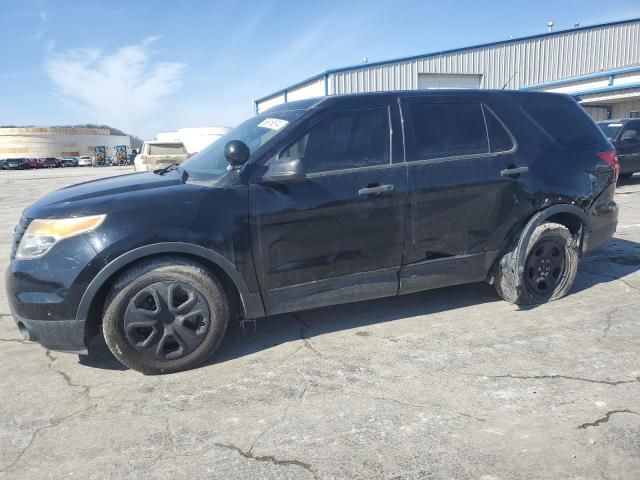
[102,257,229,374]
[495,222,579,305]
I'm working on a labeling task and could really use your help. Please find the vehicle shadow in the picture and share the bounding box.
[80,282,501,372]
[210,282,500,367]
[80,237,639,372]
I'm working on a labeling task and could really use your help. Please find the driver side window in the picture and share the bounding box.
[280,106,390,174]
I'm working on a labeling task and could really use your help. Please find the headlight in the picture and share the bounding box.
[16,214,106,260]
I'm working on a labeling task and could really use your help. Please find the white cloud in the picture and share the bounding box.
[39,11,48,22]
[29,31,43,41]
[45,36,184,136]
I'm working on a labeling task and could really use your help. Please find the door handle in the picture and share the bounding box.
[358,184,395,196]
[500,166,529,177]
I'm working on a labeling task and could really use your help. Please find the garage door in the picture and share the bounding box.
[418,73,482,89]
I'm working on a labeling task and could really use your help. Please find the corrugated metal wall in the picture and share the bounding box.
[287,77,325,101]
[328,20,640,94]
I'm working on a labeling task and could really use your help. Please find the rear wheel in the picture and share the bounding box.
[495,222,579,305]
[102,257,229,374]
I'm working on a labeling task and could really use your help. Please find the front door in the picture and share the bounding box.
[250,99,407,314]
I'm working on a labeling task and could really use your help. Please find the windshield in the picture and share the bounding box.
[597,122,624,140]
[181,109,307,180]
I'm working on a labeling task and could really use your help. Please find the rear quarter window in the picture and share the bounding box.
[523,102,607,146]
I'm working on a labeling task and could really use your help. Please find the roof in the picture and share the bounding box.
[255,17,640,103]
[263,90,577,111]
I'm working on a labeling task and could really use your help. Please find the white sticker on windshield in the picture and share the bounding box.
[257,118,289,130]
[608,123,624,127]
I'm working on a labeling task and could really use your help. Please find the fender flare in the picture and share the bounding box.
[510,203,590,295]
[75,242,266,324]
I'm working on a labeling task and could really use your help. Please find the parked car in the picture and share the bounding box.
[77,156,93,167]
[0,159,6,169]
[6,91,619,374]
[59,157,78,167]
[134,141,189,172]
[3,158,29,170]
[38,157,58,168]
[25,158,39,169]
[597,118,640,180]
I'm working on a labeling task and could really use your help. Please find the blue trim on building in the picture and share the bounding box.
[521,65,640,90]
[254,17,640,104]
[566,82,640,97]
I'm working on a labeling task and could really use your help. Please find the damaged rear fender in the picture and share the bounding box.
[493,204,589,297]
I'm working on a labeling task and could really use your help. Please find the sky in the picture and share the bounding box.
[1,0,640,139]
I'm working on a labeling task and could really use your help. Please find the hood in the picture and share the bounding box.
[25,170,206,219]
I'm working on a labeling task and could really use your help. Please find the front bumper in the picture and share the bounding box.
[12,312,87,353]
[6,234,104,353]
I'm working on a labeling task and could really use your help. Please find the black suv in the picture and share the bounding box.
[597,118,640,179]
[6,91,619,374]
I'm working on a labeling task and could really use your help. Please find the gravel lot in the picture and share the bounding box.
[0,167,639,480]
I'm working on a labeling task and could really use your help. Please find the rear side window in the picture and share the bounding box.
[484,107,514,153]
[148,143,186,155]
[523,102,606,146]
[281,106,390,174]
[409,102,488,160]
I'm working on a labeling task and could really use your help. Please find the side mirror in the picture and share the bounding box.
[224,140,250,167]
[261,156,305,184]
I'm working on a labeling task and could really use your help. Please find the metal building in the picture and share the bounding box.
[0,127,130,159]
[255,17,640,121]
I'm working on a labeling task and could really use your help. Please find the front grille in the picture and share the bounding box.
[10,216,31,259]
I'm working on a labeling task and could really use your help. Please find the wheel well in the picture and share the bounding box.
[84,252,245,344]
[488,208,587,286]
[545,212,584,240]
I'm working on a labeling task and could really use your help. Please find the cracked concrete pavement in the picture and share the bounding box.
[0,167,639,479]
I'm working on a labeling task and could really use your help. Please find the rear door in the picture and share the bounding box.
[399,96,531,293]
[250,97,407,314]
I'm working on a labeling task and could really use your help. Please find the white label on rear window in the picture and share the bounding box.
[257,118,289,130]
[608,123,624,127]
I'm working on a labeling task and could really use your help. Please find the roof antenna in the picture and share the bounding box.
[547,20,555,32]
[501,71,518,90]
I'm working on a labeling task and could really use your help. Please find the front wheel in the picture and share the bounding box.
[102,257,229,374]
[495,222,579,305]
